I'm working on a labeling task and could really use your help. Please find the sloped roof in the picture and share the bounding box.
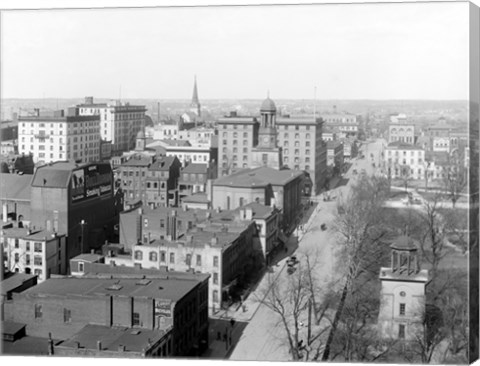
[122,155,152,167]
[182,193,209,203]
[149,156,177,171]
[0,173,32,201]
[213,166,303,188]
[31,161,81,188]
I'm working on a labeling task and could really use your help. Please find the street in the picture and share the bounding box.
[228,139,386,361]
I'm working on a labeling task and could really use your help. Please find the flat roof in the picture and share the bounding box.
[0,173,32,201]
[1,273,37,295]
[58,324,168,354]
[71,253,104,263]
[182,193,209,204]
[21,276,201,302]
[182,163,208,174]
[213,166,303,188]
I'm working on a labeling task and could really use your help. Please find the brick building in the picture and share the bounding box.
[217,98,327,195]
[4,274,209,356]
[212,166,304,231]
[29,161,116,259]
[119,155,181,209]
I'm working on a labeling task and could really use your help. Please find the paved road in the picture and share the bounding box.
[229,139,386,361]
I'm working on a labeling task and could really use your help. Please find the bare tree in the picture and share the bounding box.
[322,175,390,361]
[255,250,333,361]
[442,156,467,208]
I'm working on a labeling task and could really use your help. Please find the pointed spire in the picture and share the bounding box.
[191,75,200,106]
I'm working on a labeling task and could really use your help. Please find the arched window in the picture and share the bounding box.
[134,250,143,260]
[149,251,157,262]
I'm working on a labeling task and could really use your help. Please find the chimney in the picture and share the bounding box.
[75,342,80,349]
[211,236,218,246]
[118,345,126,352]
[167,211,177,241]
[85,96,94,105]
[245,208,253,220]
[97,341,102,351]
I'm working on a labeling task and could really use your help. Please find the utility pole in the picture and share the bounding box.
[80,220,86,254]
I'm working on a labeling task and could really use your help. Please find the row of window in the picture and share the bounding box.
[134,250,219,267]
[13,240,43,252]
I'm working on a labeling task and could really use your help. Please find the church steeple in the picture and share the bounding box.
[190,75,201,117]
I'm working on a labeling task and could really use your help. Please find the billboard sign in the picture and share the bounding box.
[71,164,112,203]
[155,299,172,317]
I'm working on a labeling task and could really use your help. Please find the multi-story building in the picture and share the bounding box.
[1,226,67,282]
[4,274,209,356]
[1,173,32,224]
[388,123,415,144]
[212,166,304,231]
[321,110,359,138]
[384,141,425,180]
[78,97,147,156]
[29,161,116,259]
[218,99,327,195]
[178,163,216,203]
[119,154,181,209]
[18,108,100,164]
[178,127,216,147]
[326,140,344,170]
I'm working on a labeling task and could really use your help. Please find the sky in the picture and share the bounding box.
[0,0,472,100]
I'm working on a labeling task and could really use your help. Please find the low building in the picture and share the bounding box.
[4,275,209,356]
[1,226,67,282]
[0,173,32,224]
[1,273,37,321]
[181,193,211,211]
[55,324,172,358]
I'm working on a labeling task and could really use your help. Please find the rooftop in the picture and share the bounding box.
[20,276,201,302]
[57,324,169,354]
[239,202,275,219]
[390,235,419,251]
[0,173,32,201]
[1,273,37,295]
[213,166,303,188]
[149,156,178,171]
[182,193,210,204]
[71,253,104,263]
[386,141,423,151]
[182,163,208,174]
[121,155,152,167]
[379,267,429,283]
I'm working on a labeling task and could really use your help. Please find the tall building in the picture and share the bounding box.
[78,97,147,156]
[378,236,428,341]
[29,161,116,259]
[18,108,100,164]
[190,76,201,117]
[217,98,327,195]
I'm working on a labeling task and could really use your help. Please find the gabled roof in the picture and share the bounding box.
[0,173,32,201]
[31,162,79,188]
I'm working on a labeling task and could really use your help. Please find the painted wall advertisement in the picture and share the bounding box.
[155,299,172,317]
[71,164,112,203]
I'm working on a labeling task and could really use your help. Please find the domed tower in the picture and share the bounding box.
[135,130,147,151]
[378,236,428,341]
[252,95,282,169]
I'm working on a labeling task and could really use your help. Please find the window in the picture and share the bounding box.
[134,250,143,260]
[144,219,148,227]
[213,272,219,284]
[233,132,238,138]
[398,324,405,339]
[213,256,219,267]
[243,147,248,153]
[26,254,30,265]
[295,141,300,147]
[170,253,175,264]
[399,303,406,316]
[34,256,42,266]
[160,219,165,228]
[213,290,219,303]
[160,251,166,262]
[64,308,72,323]
[149,251,158,261]
[243,140,248,145]
[133,312,140,326]
[284,149,289,155]
[306,133,310,139]
[306,149,310,155]
[243,132,248,138]
[196,255,202,266]
[79,262,84,272]
[14,239,19,248]
[186,254,192,266]
[295,149,299,155]
[295,133,299,139]
[306,141,310,147]
[35,304,42,319]
[14,253,19,263]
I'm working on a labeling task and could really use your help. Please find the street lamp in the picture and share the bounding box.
[80,220,86,254]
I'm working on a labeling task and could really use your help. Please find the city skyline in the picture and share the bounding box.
[1,1,470,101]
